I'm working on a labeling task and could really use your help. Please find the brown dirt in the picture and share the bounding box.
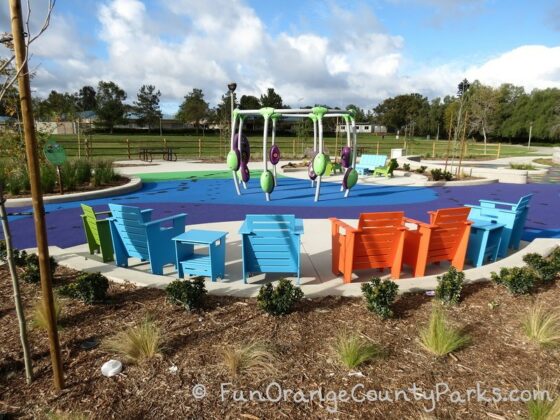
[5,177,129,199]
[1,265,559,419]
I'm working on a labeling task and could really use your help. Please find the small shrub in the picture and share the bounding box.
[92,160,117,186]
[166,277,207,311]
[491,266,537,295]
[257,278,304,316]
[0,240,27,267]
[431,168,453,181]
[419,306,470,356]
[73,159,92,184]
[435,267,464,305]
[58,272,109,303]
[361,277,399,319]
[32,296,62,330]
[522,304,560,348]
[415,165,428,174]
[527,396,560,420]
[103,317,161,363]
[221,341,277,377]
[21,253,58,284]
[403,163,411,171]
[524,252,560,283]
[60,160,78,191]
[510,163,536,170]
[7,167,30,195]
[40,164,57,193]
[332,331,382,369]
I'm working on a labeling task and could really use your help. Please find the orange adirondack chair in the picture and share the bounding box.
[403,207,472,277]
[330,212,407,283]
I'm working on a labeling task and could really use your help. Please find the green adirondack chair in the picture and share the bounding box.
[373,158,399,178]
[81,204,114,262]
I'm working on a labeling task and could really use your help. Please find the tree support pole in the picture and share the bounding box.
[9,0,64,391]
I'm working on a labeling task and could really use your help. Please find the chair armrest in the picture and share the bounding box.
[329,217,358,234]
[479,199,515,208]
[144,213,186,227]
[294,219,304,235]
[94,210,112,216]
[238,220,251,235]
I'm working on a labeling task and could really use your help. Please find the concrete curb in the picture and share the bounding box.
[5,176,142,208]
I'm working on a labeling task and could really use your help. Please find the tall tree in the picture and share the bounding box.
[467,81,498,147]
[134,84,162,131]
[346,104,367,122]
[260,88,284,108]
[77,85,96,112]
[176,88,209,134]
[239,94,260,110]
[95,81,127,134]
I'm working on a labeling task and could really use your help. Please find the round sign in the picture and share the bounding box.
[44,140,67,166]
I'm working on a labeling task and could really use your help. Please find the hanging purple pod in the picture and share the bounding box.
[308,161,318,180]
[240,162,250,182]
[269,144,281,165]
[341,146,351,168]
[240,134,251,164]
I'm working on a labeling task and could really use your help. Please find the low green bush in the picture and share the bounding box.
[0,240,28,267]
[403,163,411,171]
[435,267,464,305]
[40,164,57,193]
[491,266,537,295]
[361,277,399,319]
[166,277,207,311]
[431,168,453,181]
[21,253,58,284]
[523,253,559,283]
[257,278,304,316]
[6,167,30,195]
[58,272,109,303]
[73,159,92,184]
[60,160,78,191]
[415,165,428,174]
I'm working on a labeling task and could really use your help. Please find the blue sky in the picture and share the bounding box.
[1,0,559,113]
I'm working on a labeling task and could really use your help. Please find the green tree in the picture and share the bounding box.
[467,81,498,147]
[176,88,209,134]
[134,84,162,131]
[373,93,430,134]
[346,104,367,122]
[77,85,96,112]
[260,88,284,108]
[95,81,127,134]
[239,94,261,110]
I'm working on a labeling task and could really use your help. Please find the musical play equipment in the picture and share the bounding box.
[228,103,359,202]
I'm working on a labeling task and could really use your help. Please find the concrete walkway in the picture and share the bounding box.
[50,218,560,297]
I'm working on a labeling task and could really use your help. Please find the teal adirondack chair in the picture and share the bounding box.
[373,158,399,178]
[466,194,532,257]
[355,154,387,175]
[108,204,187,275]
[239,214,304,284]
[80,204,114,262]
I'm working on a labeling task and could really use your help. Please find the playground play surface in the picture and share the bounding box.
[6,166,560,250]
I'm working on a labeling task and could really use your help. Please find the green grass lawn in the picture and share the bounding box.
[51,133,540,160]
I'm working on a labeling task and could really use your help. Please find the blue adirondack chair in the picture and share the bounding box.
[238,214,304,284]
[108,204,187,275]
[465,194,532,257]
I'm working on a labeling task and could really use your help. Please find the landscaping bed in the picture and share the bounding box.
[1,264,559,419]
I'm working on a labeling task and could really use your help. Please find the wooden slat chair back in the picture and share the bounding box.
[108,204,187,275]
[403,207,472,277]
[80,204,114,262]
[239,214,303,284]
[466,194,532,257]
[330,211,406,283]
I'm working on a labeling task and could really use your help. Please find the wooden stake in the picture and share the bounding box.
[0,185,33,383]
[9,0,64,391]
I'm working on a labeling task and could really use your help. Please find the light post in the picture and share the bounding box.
[528,121,533,148]
[228,82,237,127]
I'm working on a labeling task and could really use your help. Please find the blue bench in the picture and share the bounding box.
[239,214,304,284]
[355,154,387,175]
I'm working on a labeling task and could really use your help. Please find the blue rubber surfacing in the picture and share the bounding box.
[5,176,560,249]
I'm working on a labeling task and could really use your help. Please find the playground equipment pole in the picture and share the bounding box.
[238,117,247,189]
[314,114,324,202]
[311,115,317,187]
[271,115,277,186]
[345,118,357,198]
[262,115,270,201]
[9,0,64,391]
[228,83,241,195]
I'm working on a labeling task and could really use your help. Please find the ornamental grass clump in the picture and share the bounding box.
[32,296,62,331]
[221,341,277,377]
[522,304,560,348]
[332,331,382,369]
[527,395,560,420]
[419,306,470,356]
[361,277,399,319]
[103,317,161,363]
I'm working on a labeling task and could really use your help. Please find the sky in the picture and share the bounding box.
[1,0,560,114]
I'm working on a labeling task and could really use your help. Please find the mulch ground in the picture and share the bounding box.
[1,265,559,419]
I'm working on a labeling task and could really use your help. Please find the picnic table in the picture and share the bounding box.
[138,147,177,162]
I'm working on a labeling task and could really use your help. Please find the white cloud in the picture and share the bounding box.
[9,0,560,113]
